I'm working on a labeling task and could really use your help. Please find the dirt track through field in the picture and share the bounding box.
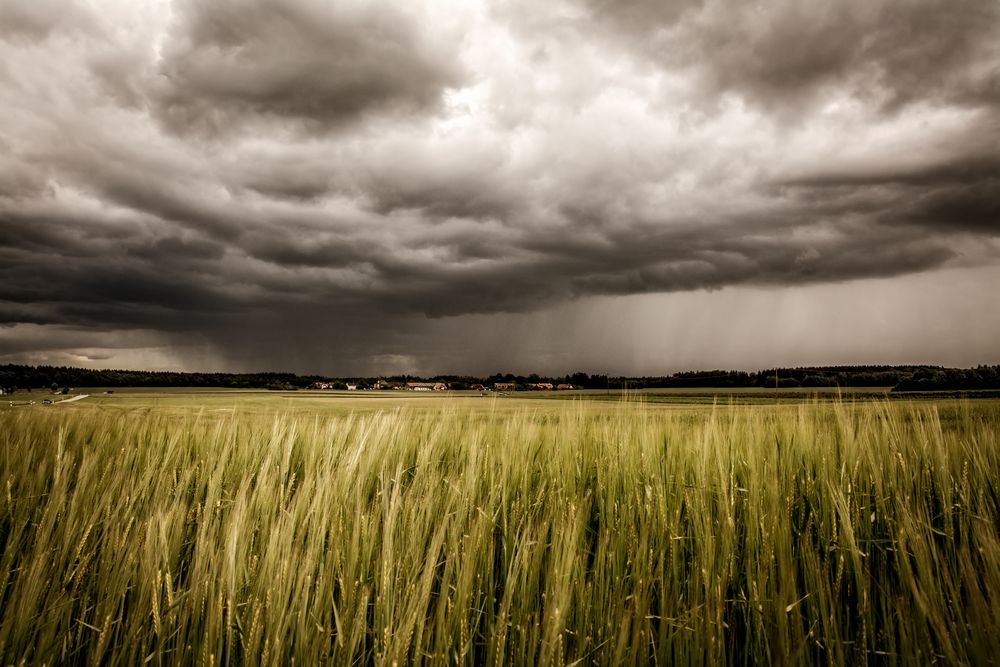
[55,394,90,404]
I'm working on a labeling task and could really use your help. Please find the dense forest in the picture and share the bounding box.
[3,363,999,393]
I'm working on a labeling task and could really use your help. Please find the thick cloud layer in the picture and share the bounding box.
[156,0,465,135]
[582,0,1000,111]
[1,0,998,373]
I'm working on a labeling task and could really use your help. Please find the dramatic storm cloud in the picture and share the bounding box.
[2,0,999,374]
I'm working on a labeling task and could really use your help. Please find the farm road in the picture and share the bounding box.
[55,394,90,404]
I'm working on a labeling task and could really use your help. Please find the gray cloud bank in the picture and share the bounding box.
[1,0,999,373]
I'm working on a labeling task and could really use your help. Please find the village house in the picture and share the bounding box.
[406,382,447,391]
[372,379,405,390]
[493,382,515,391]
[527,382,554,390]
[556,384,575,390]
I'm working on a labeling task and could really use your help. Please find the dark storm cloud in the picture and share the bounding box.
[579,0,1000,113]
[155,0,465,135]
[771,121,1000,235]
[1,0,999,372]
[0,325,142,357]
[775,178,1000,236]
[0,0,97,41]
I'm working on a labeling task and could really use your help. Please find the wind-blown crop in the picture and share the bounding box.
[2,399,999,664]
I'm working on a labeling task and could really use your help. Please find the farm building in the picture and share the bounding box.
[372,380,404,390]
[406,382,447,391]
[527,382,554,390]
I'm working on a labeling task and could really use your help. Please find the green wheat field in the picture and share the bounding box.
[2,392,1000,664]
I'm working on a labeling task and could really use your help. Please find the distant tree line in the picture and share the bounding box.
[0,365,325,393]
[617,365,1000,391]
[2,363,998,393]
[890,365,1000,391]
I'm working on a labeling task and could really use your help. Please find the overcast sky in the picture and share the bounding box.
[2,0,999,376]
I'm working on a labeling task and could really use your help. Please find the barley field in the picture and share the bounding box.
[2,396,1000,665]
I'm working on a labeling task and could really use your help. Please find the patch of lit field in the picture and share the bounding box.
[2,398,999,664]
[4,388,512,417]
[62,389,583,418]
